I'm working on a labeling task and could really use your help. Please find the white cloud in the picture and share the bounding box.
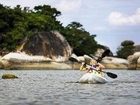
[0,0,54,8]
[0,0,82,12]
[54,0,82,13]
[108,8,140,26]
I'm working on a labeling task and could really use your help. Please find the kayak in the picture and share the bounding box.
[79,70,107,84]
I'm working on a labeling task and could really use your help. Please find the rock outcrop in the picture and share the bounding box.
[18,31,72,62]
[128,52,140,69]
[70,54,128,69]
[101,57,128,69]
[2,52,52,63]
[134,45,140,52]
[2,74,18,79]
[1,52,72,70]
[0,31,73,70]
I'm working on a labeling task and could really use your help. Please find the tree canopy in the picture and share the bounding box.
[61,22,98,55]
[0,4,102,55]
[0,4,63,52]
[116,40,135,59]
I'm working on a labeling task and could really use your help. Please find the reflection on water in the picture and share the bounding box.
[0,70,140,105]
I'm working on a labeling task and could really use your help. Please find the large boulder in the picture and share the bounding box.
[102,57,128,64]
[0,31,72,69]
[128,52,140,69]
[137,57,140,68]
[2,52,52,63]
[18,31,72,62]
[0,56,3,68]
[134,45,140,52]
[101,57,128,69]
[138,57,140,63]
[0,59,11,69]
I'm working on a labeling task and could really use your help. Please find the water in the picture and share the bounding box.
[0,70,140,105]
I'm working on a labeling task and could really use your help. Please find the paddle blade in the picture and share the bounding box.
[96,49,110,62]
[101,49,110,58]
[106,72,117,79]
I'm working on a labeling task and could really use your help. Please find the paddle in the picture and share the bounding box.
[92,49,111,63]
[69,49,117,79]
[88,49,117,79]
[103,71,117,79]
[81,63,117,79]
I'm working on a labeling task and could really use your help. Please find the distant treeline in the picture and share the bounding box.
[0,4,105,56]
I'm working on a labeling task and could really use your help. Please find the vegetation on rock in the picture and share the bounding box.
[117,40,135,59]
[2,73,18,79]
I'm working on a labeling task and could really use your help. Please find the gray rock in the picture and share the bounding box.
[2,74,18,79]
[102,57,128,64]
[127,52,140,69]
[2,52,52,63]
[101,57,128,69]
[18,31,72,62]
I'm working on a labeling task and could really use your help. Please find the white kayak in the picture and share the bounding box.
[79,70,107,84]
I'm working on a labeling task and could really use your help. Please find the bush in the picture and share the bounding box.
[117,40,135,59]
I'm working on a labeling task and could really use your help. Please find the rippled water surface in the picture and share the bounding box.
[0,70,140,105]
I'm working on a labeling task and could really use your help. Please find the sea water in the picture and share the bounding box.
[0,70,139,105]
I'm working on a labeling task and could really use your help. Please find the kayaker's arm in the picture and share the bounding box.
[83,64,117,78]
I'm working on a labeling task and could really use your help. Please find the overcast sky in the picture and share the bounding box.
[0,0,140,54]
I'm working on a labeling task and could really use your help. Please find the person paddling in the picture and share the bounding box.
[80,55,105,72]
[87,59,105,73]
[70,49,117,79]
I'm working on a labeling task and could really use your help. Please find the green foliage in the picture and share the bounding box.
[61,22,98,55]
[34,5,61,17]
[116,40,135,59]
[121,40,134,46]
[0,4,99,55]
[74,35,98,56]
[0,4,63,51]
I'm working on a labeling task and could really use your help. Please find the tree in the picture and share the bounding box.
[0,4,99,55]
[33,5,62,32]
[62,22,98,56]
[34,5,61,18]
[116,40,135,59]
[73,35,98,55]
[0,4,63,51]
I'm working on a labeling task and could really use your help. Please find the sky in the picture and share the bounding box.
[0,0,140,54]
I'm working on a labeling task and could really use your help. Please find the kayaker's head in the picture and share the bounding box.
[84,55,92,65]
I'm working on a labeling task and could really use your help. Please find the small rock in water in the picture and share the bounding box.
[2,74,18,79]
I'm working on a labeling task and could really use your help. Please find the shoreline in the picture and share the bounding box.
[0,62,139,70]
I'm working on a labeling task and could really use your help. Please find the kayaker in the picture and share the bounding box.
[80,61,105,73]
[81,55,105,72]
[80,62,87,71]
[89,59,105,72]
[80,62,92,72]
